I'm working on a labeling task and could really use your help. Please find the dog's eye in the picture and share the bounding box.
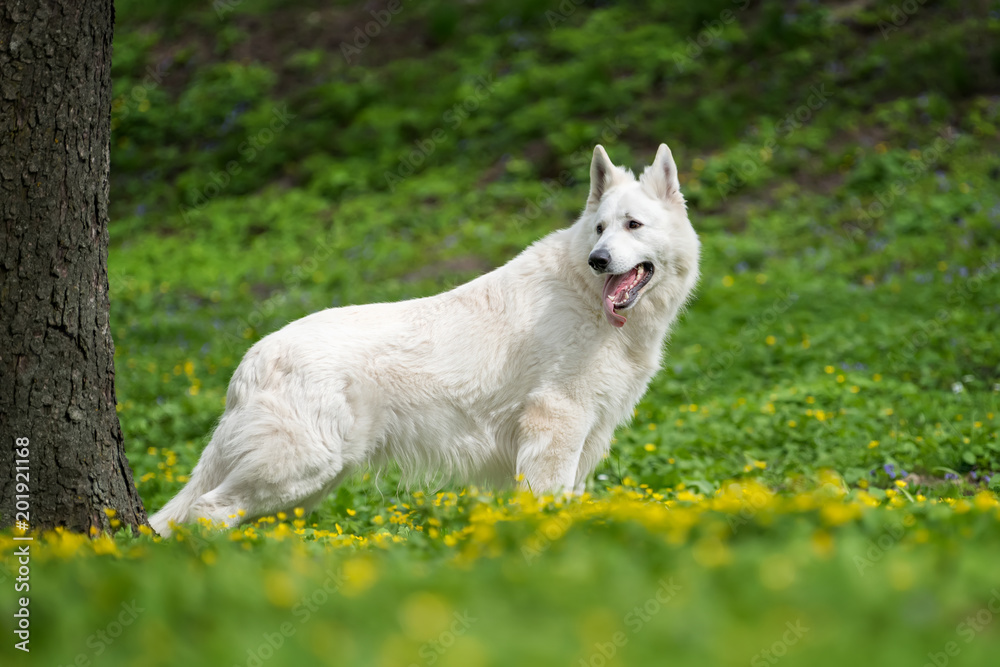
[628,220,643,230]
[596,224,603,235]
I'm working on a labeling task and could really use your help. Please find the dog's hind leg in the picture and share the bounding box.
[148,412,238,536]
[185,451,349,530]
[283,467,353,516]
[169,391,356,532]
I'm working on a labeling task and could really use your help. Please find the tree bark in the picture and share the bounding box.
[0,0,148,533]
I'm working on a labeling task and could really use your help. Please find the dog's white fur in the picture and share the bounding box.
[149,144,699,536]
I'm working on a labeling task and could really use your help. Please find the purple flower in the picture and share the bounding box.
[884,464,896,479]
[944,473,958,481]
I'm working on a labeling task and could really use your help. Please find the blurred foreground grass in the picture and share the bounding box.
[5,482,1000,666]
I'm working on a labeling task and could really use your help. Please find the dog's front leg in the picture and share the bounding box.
[572,422,617,494]
[515,393,590,493]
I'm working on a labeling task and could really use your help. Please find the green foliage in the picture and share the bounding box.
[6,1,1000,665]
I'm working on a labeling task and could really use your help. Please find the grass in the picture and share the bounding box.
[3,1,1000,665]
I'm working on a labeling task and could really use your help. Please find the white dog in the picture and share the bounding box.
[149,144,700,536]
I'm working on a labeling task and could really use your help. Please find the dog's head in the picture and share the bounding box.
[574,143,700,328]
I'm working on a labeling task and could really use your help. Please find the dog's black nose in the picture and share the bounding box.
[588,249,611,272]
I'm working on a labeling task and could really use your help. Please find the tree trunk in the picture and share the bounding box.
[0,0,148,533]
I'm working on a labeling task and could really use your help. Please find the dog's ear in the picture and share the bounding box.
[642,143,682,202]
[588,145,619,208]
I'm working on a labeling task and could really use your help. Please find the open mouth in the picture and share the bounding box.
[602,262,654,328]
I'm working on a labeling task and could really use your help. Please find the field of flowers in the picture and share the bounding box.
[5,483,1000,666]
[4,0,1000,665]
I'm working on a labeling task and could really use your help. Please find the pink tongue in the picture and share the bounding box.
[602,268,637,328]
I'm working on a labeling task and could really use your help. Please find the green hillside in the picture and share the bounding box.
[3,1,1000,666]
